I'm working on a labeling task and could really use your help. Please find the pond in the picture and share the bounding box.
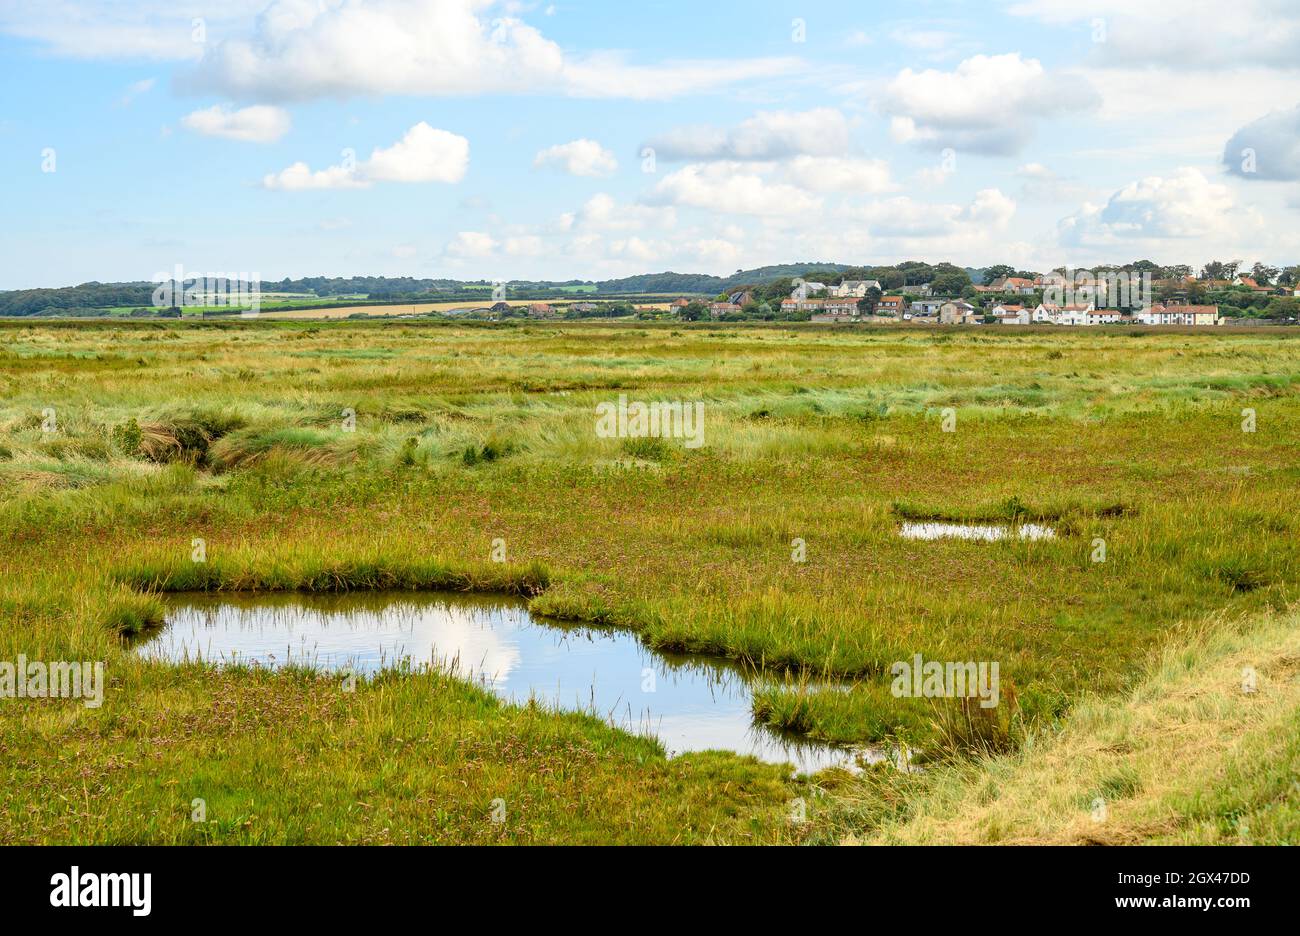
[137,591,866,774]
[899,521,1056,541]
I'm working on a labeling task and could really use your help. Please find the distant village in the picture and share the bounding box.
[726,273,1299,327]
[434,261,1300,327]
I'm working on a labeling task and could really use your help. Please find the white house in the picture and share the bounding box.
[790,281,829,300]
[1134,304,1220,326]
[990,303,1030,325]
[1033,301,1094,324]
[1084,309,1125,325]
[833,279,882,298]
[1057,305,1093,326]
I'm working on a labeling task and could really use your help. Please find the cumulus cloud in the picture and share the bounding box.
[785,156,894,194]
[608,236,667,264]
[533,139,618,177]
[559,193,676,233]
[180,0,798,101]
[181,104,291,143]
[963,188,1018,227]
[262,121,468,190]
[365,122,469,182]
[503,235,544,256]
[1058,168,1233,245]
[445,230,498,258]
[839,189,1016,237]
[645,108,852,162]
[648,162,822,216]
[1223,106,1300,181]
[565,193,676,231]
[688,237,744,267]
[877,53,1099,154]
[261,162,368,191]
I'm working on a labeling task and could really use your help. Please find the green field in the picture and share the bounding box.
[1,319,1298,844]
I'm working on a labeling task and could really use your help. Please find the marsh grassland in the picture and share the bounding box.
[1,319,1298,844]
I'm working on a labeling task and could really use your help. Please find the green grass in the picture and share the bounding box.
[2,318,1299,843]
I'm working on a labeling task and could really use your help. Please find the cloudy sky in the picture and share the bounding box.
[1,0,1298,288]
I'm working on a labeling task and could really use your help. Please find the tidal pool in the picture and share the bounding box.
[138,591,861,773]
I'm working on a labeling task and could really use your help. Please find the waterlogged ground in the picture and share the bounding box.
[140,591,856,772]
[2,319,1299,843]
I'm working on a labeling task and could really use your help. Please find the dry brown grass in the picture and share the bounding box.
[857,609,1300,845]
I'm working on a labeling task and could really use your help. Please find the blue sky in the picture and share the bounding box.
[1,0,1297,288]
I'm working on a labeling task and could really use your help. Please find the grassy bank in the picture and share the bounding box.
[827,608,1300,845]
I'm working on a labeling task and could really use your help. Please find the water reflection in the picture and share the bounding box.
[899,522,1056,541]
[138,591,863,773]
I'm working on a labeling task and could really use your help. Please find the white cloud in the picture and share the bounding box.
[689,237,744,267]
[888,27,958,53]
[181,0,798,101]
[533,139,618,177]
[1058,168,1234,245]
[649,162,822,216]
[118,77,155,106]
[1224,106,1300,181]
[1007,1,1300,71]
[609,236,666,264]
[181,104,291,143]
[365,122,469,182]
[1015,162,1088,201]
[785,156,894,194]
[0,1,265,60]
[445,231,499,258]
[568,193,676,231]
[261,162,368,191]
[963,188,1017,227]
[646,108,852,161]
[262,121,468,190]
[877,53,1099,154]
[503,235,544,256]
[838,189,1017,237]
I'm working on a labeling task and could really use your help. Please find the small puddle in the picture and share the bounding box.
[137,591,867,774]
[899,521,1056,541]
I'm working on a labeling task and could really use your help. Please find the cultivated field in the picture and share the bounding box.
[1,319,1298,844]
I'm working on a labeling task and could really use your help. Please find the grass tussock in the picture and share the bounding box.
[138,410,246,465]
[114,548,553,598]
[208,426,353,472]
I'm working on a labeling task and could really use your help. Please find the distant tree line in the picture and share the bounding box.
[5,259,1298,318]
